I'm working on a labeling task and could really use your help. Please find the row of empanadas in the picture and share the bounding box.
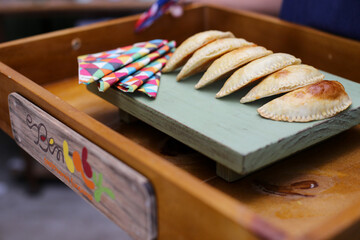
[216,53,301,98]
[164,30,352,122]
[195,46,273,89]
[163,30,234,72]
[177,38,254,81]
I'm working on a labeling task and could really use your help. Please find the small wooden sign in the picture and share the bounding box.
[8,93,157,240]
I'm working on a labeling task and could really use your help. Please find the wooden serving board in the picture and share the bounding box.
[88,70,360,180]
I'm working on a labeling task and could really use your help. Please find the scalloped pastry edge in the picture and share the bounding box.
[257,98,352,122]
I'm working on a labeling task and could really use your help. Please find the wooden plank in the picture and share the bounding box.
[8,93,157,240]
[216,163,242,182]
[88,70,360,178]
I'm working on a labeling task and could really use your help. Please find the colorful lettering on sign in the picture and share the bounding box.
[63,140,75,173]
[43,157,93,202]
[81,148,93,179]
[26,114,115,203]
[66,142,95,190]
[93,172,115,202]
[26,114,64,163]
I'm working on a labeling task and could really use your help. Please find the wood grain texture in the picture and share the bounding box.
[42,77,123,129]
[216,163,242,182]
[88,71,360,177]
[8,93,157,240]
[208,124,360,238]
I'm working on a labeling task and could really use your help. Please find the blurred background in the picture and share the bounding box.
[0,0,155,42]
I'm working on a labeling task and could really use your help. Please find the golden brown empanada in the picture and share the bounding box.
[216,53,301,98]
[162,30,235,73]
[195,46,273,89]
[257,80,352,122]
[240,64,324,103]
[176,38,253,81]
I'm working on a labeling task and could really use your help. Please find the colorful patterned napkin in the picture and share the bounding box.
[137,72,162,98]
[78,39,176,98]
[115,52,173,93]
[78,39,167,84]
[98,40,176,92]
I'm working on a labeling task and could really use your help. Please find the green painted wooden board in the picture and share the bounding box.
[87,70,360,176]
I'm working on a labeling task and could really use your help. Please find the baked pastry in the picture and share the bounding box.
[162,30,235,72]
[216,53,301,98]
[176,38,254,81]
[240,64,324,103]
[195,46,272,89]
[257,80,352,122]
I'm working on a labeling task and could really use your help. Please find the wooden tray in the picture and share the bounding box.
[88,70,360,180]
[1,4,360,240]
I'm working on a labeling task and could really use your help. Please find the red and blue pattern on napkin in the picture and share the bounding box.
[78,39,176,98]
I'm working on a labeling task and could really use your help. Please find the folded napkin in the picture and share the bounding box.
[78,39,176,99]
[98,40,176,92]
[116,52,173,93]
[78,39,167,84]
[137,72,162,98]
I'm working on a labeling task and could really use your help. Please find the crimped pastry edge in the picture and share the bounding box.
[257,98,352,122]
